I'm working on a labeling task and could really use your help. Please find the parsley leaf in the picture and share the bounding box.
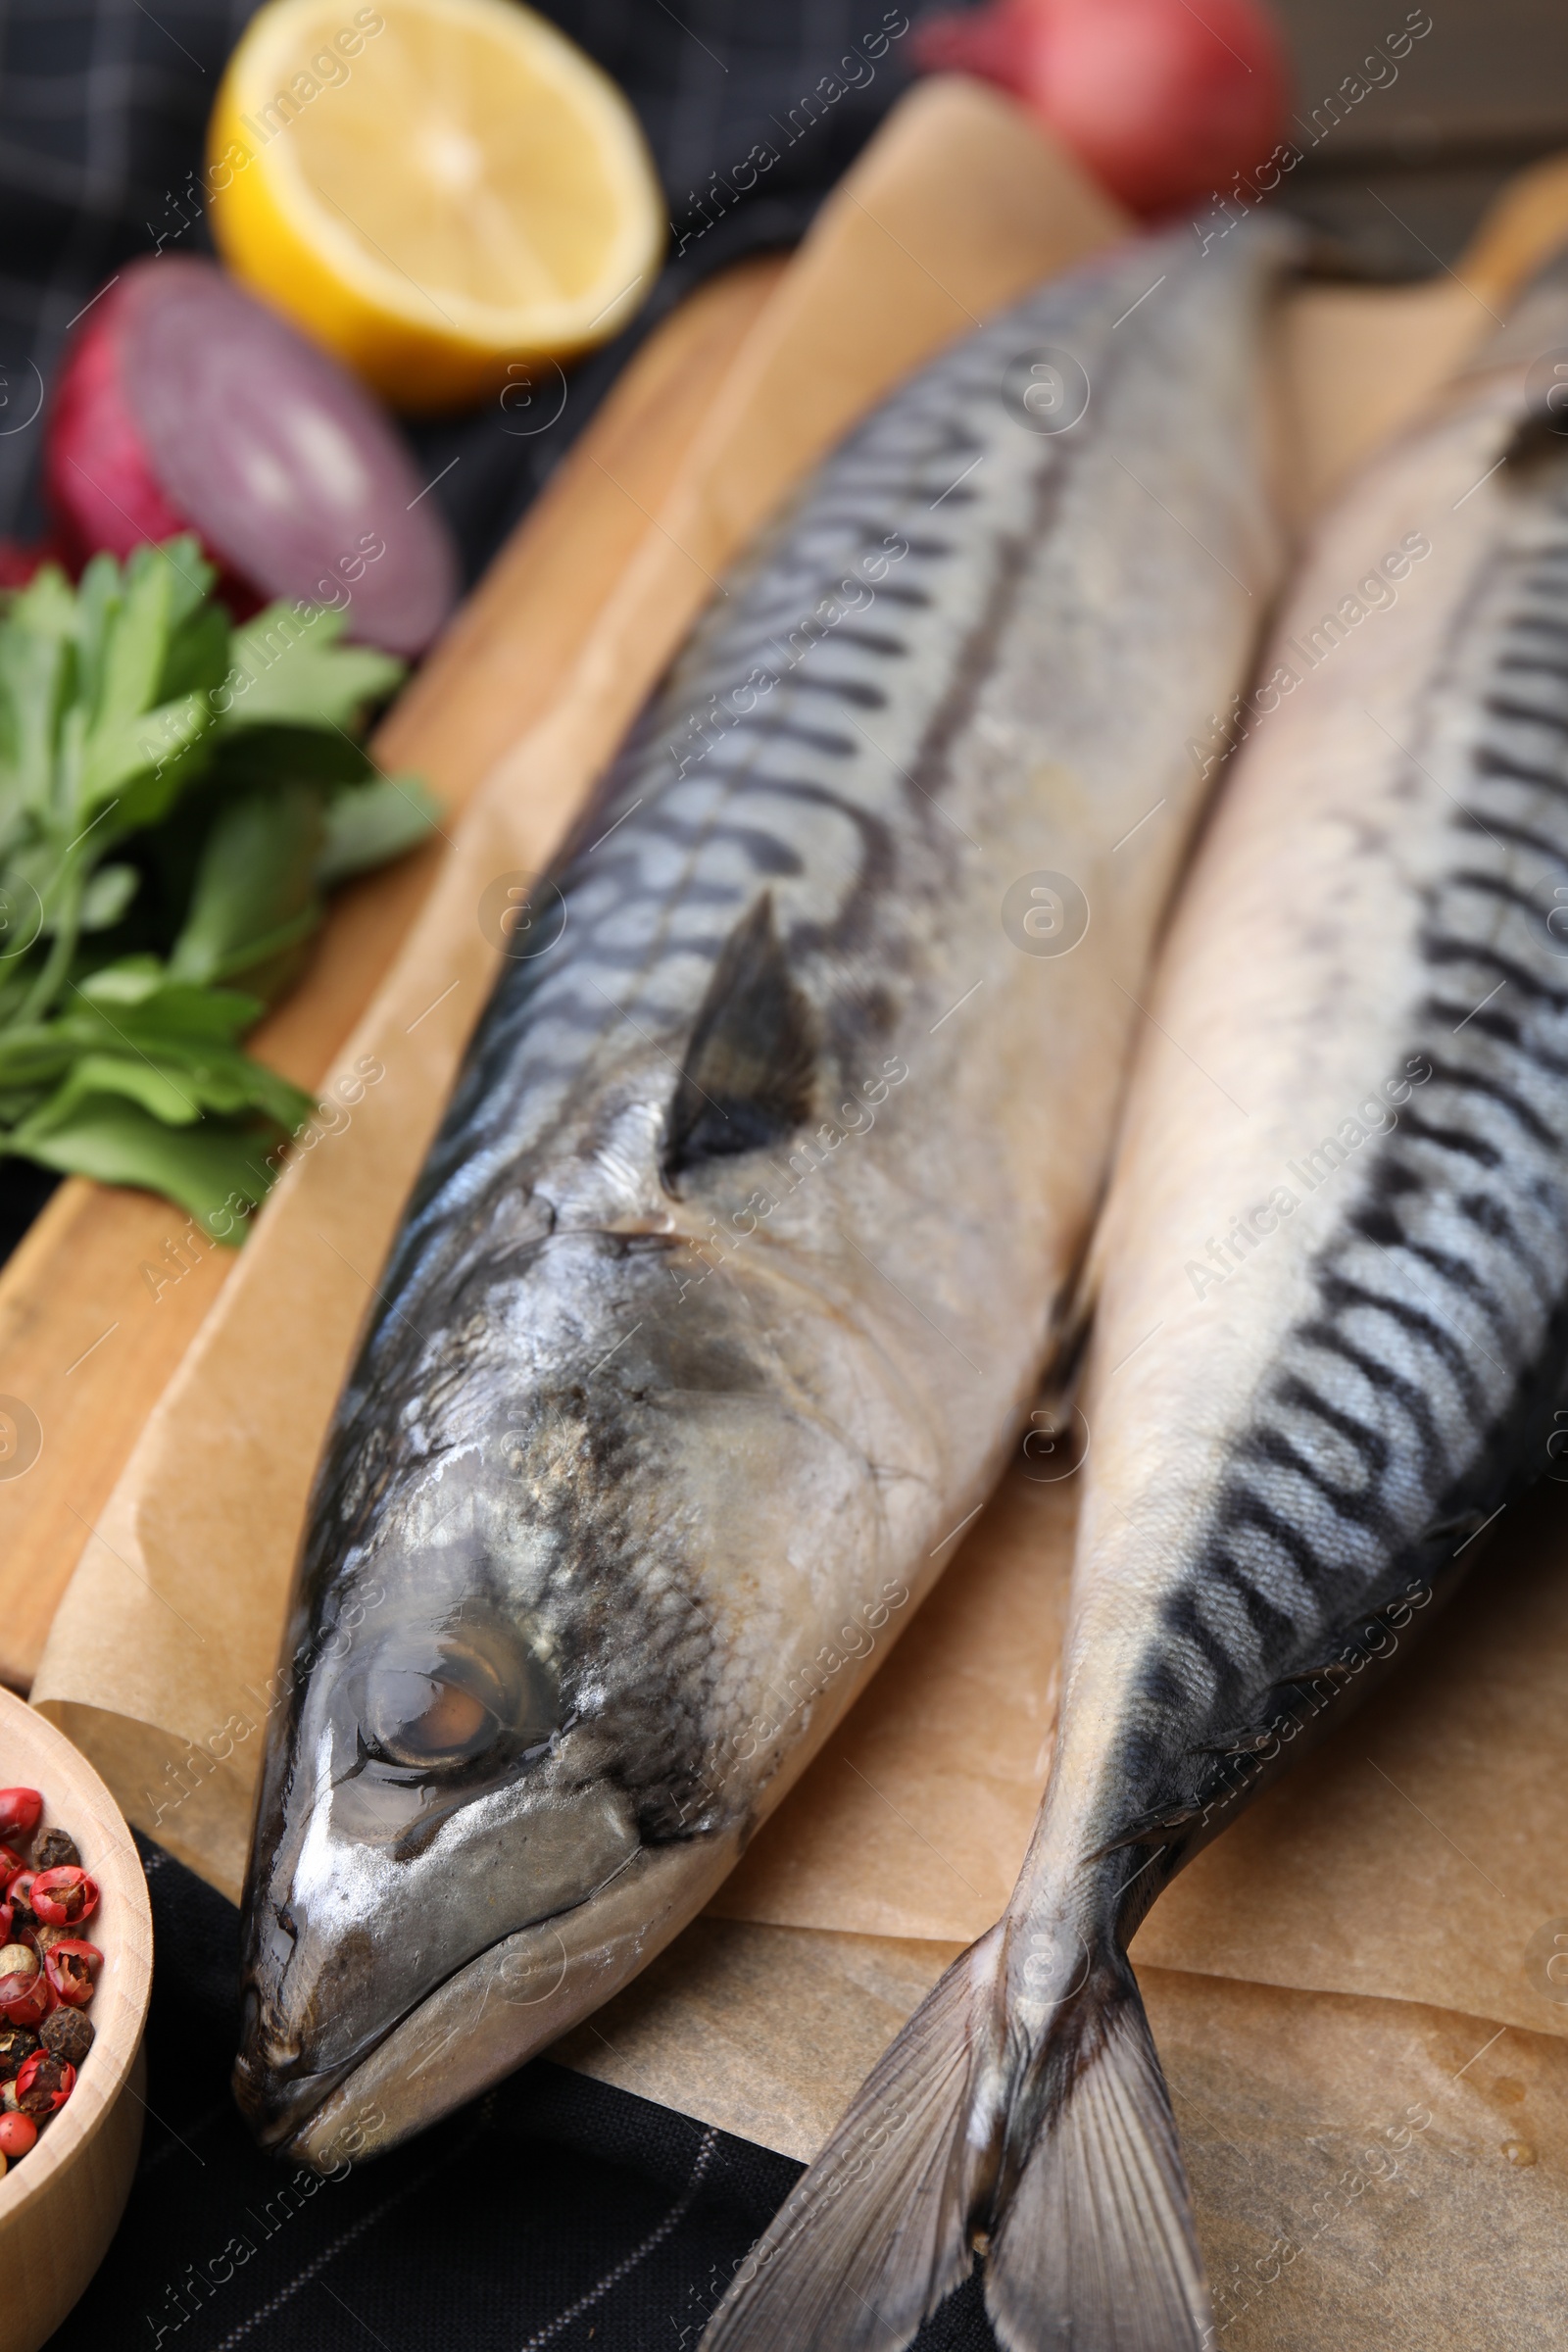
[0,540,435,1239]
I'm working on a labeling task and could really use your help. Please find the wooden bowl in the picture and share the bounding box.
[0,1690,152,2352]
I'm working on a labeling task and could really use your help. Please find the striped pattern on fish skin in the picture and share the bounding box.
[699,266,1568,2352]
[233,219,1296,2173]
[1079,335,1568,1854]
[1114,506,1568,1804]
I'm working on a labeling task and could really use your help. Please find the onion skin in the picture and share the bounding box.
[45,259,458,658]
[46,279,193,570]
[914,0,1292,217]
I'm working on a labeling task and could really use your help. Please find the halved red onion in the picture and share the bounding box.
[46,258,458,658]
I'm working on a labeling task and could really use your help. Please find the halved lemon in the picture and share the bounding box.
[207,0,664,412]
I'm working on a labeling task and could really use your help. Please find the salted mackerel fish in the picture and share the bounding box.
[231,220,1294,2169]
[703,262,1568,2352]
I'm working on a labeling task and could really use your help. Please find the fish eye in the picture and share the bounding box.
[359,1631,557,1774]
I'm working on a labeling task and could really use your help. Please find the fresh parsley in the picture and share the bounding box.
[0,536,436,1240]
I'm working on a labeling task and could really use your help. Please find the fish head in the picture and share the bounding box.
[233,1205,889,2165]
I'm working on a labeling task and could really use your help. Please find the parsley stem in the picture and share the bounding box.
[15,883,80,1026]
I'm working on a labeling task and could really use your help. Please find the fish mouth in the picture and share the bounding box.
[236,1831,744,2172]
[233,2039,359,2152]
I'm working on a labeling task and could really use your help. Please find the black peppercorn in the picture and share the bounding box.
[0,2023,37,2082]
[31,1831,78,1873]
[40,2007,92,2068]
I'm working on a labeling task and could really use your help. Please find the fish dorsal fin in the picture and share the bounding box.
[663,893,817,1183]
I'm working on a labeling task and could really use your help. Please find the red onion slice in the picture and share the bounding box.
[47,258,458,659]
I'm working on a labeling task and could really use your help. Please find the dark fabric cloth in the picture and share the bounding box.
[51,1836,997,2350]
[0,3,988,2345]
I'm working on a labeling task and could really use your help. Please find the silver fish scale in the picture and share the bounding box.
[384,225,1226,1309]
[1147,463,1568,1740]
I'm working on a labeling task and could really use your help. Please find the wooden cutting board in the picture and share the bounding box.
[21,101,1568,2347]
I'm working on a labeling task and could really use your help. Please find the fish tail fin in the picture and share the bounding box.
[701,1932,1211,2352]
[986,1950,1211,2352]
[699,1923,1006,2352]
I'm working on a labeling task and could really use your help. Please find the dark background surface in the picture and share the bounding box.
[0,0,1556,2344]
